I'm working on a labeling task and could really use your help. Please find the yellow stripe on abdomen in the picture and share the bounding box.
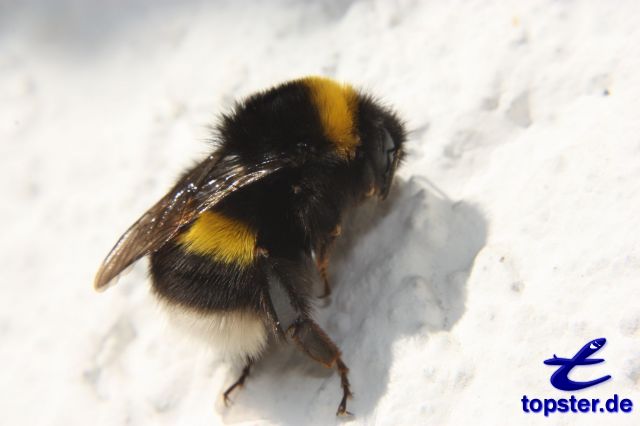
[301,76,359,158]
[178,211,256,265]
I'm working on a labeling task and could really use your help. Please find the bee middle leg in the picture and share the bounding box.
[316,225,341,298]
[289,318,352,416]
[223,361,253,406]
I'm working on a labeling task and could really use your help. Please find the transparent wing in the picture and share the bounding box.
[94,152,289,290]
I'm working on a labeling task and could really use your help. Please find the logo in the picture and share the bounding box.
[543,337,612,391]
[521,337,634,417]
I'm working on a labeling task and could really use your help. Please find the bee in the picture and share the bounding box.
[95,76,406,416]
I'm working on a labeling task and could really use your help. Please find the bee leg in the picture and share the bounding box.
[289,318,353,416]
[262,254,351,414]
[316,225,341,299]
[316,254,331,299]
[223,361,252,406]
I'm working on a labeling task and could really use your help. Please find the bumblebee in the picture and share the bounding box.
[95,76,406,416]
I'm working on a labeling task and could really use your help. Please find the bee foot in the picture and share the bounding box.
[222,362,252,408]
[222,394,234,407]
[336,397,353,417]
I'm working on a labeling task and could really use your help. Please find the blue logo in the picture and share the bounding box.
[543,338,612,391]
[521,337,634,417]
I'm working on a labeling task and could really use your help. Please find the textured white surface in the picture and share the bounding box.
[1,1,640,425]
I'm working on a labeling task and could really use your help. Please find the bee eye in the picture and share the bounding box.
[382,128,397,173]
[382,128,395,152]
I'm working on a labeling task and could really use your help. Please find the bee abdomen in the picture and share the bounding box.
[149,246,262,312]
[177,210,257,265]
[149,210,269,360]
[159,300,268,361]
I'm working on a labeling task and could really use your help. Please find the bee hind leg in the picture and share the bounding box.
[289,318,353,416]
[261,253,351,415]
[223,361,253,406]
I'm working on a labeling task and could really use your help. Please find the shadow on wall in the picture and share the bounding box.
[221,176,488,424]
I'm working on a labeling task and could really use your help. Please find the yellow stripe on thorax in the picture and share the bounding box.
[178,211,256,265]
[301,76,359,158]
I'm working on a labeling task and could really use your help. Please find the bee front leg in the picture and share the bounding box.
[223,361,253,406]
[289,318,353,416]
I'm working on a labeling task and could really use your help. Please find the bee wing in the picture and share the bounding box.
[94,152,290,291]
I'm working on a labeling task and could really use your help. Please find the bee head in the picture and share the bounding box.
[355,95,407,200]
[226,77,406,201]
